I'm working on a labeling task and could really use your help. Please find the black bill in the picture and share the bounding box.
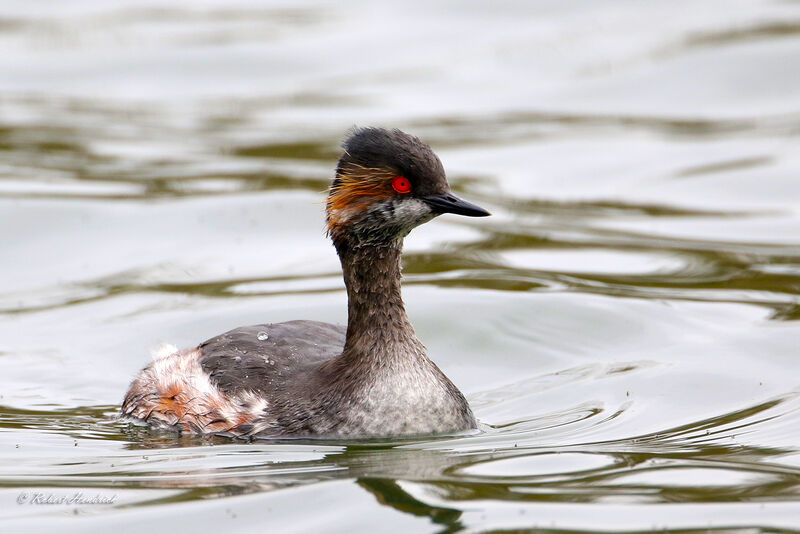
[422,192,491,217]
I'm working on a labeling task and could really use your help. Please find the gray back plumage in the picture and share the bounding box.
[198,320,346,397]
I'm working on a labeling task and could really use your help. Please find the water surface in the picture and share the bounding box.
[1,1,800,532]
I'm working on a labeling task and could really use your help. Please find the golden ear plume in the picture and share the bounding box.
[326,163,395,234]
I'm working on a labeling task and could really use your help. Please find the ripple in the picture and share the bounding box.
[500,248,688,276]
[461,452,616,478]
[683,20,800,49]
[609,465,773,488]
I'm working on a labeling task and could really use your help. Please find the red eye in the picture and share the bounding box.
[392,176,412,194]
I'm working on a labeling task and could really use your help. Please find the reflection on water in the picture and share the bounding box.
[1,0,800,532]
[3,392,800,531]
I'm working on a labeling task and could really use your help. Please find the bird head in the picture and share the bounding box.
[326,127,489,247]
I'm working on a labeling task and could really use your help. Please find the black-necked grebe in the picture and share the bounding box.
[121,127,490,438]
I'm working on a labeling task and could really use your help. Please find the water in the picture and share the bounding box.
[1,0,800,531]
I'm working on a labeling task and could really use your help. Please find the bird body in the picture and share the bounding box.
[122,127,489,438]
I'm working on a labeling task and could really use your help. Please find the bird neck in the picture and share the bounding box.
[335,239,419,360]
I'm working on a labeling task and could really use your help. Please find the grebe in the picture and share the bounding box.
[121,127,490,438]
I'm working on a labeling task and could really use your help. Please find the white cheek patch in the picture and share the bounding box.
[354,198,435,242]
[391,198,435,228]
